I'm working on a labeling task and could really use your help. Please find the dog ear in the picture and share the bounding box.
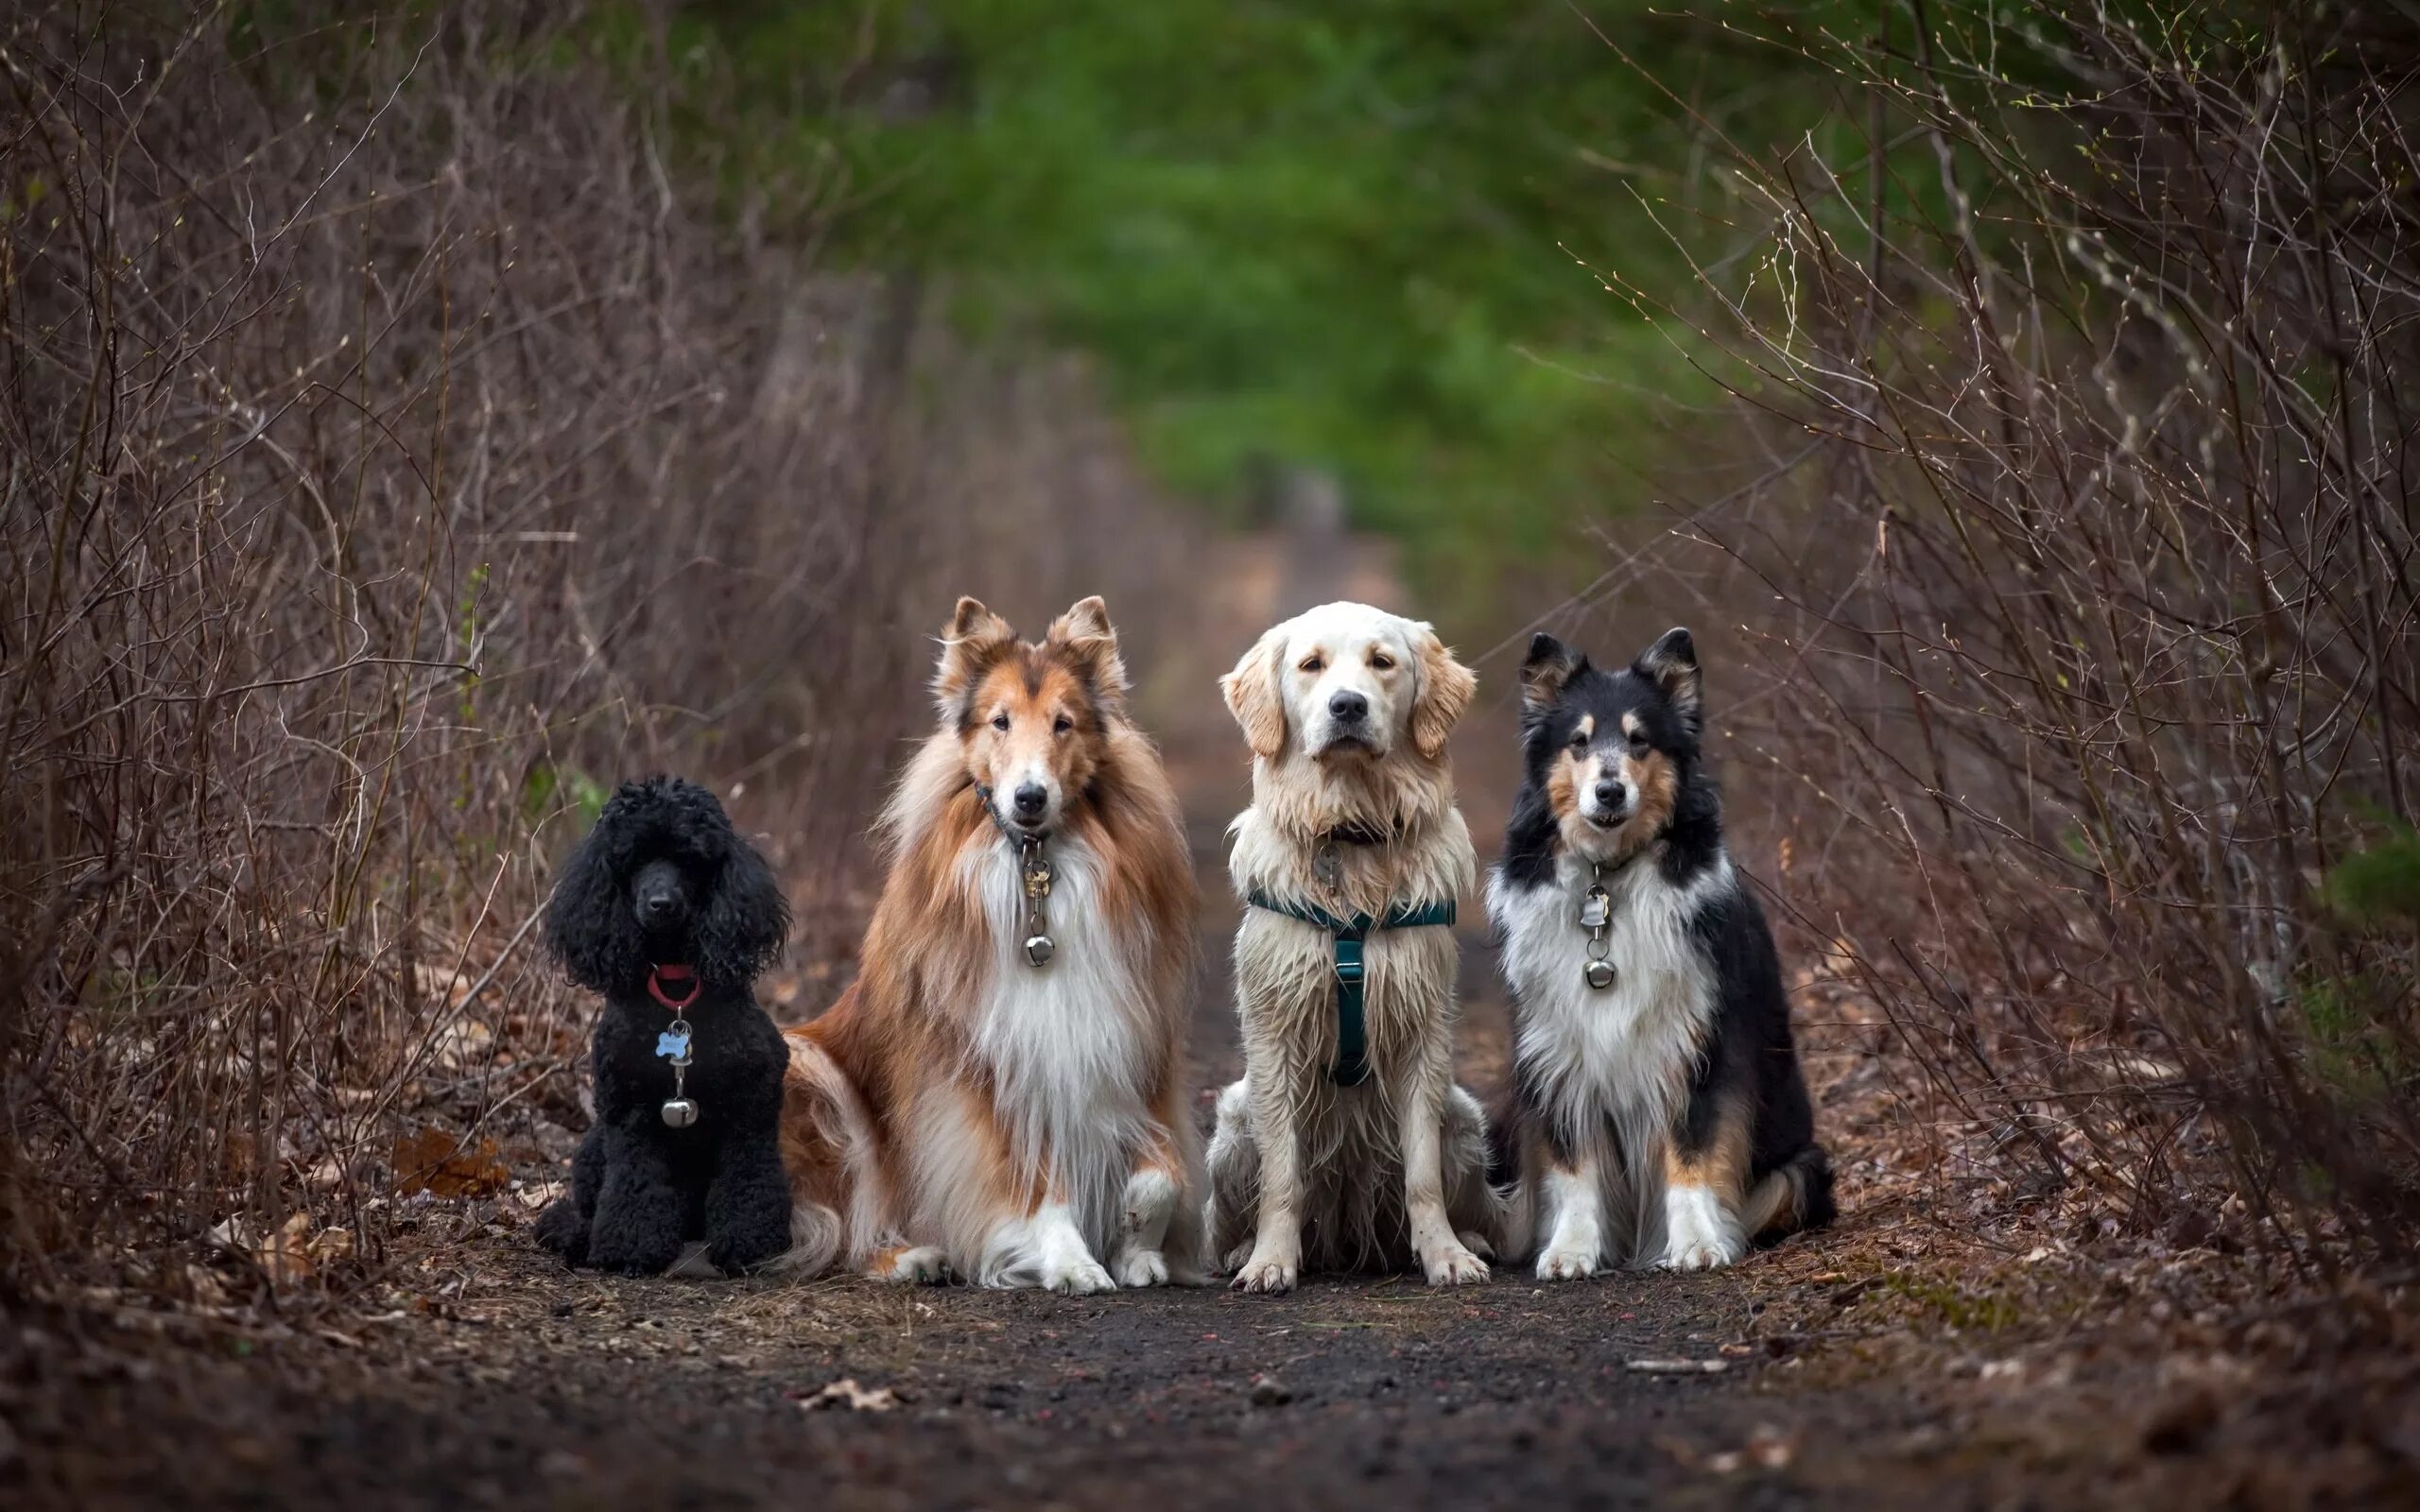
[1046,594,1129,710]
[1409,622,1478,761]
[1519,633,1585,713]
[1634,626,1702,733]
[1220,624,1289,761]
[695,823,791,988]
[933,595,1018,723]
[544,788,648,992]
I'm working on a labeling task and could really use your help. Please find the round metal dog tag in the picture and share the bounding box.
[1024,934,1056,968]
[1583,958,1616,990]
[661,1098,699,1128]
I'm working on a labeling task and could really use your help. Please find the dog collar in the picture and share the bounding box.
[1245,891,1456,1086]
[969,784,1057,969]
[649,965,701,1128]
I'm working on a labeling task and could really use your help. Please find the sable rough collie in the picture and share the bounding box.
[1488,628,1832,1276]
[778,596,1204,1293]
[1205,601,1504,1293]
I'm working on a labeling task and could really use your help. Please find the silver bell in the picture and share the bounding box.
[660,1097,699,1128]
[1024,934,1055,968]
[1583,959,1616,990]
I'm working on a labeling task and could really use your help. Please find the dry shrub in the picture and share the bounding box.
[1618,0,2419,1257]
[0,3,1189,1297]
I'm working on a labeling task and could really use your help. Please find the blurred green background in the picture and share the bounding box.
[619,0,1846,597]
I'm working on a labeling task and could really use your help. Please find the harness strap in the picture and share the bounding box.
[1245,890,1457,1086]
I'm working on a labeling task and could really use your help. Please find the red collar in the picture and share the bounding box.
[648,964,700,1011]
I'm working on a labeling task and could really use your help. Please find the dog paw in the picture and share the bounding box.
[1422,1242,1491,1288]
[1219,1241,1255,1274]
[873,1246,950,1284]
[1232,1252,1298,1295]
[1535,1246,1598,1281]
[1113,1248,1170,1288]
[1456,1228,1497,1262]
[532,1201,588,1263]
[1661,1185,1746,1271]
[1043,1256,1116,1297]
[1660,1234,1745,1271]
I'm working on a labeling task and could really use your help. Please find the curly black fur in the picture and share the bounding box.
[532,776,795,1277]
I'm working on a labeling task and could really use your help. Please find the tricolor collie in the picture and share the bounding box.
[778,596,1205,1293]
[1205,601,1505,1293]
[1487,628,1832,1276]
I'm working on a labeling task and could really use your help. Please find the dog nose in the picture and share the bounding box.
[1328,690,1368,724]
[1011,782,1048,819]
[1594,780,1627,813]
[642,891,678,919]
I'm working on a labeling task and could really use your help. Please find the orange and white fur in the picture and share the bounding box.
[778,596,1205,1294]
[1204,601,1506,1293]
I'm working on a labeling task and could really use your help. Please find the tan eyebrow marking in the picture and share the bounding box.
[1621,713,1642,739]
[1576,714,1595,740]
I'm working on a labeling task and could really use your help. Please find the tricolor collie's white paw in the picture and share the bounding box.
[1113,1247,1170,1288]
[1535,1246,1599,1281]
[1422,1241,1491,1287]
[1233,1247,1299,1295]
[1660,1184,1747,1271]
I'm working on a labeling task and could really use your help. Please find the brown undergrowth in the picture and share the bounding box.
[0,1,1194,1306]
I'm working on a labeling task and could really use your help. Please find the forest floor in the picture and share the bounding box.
[9,527,2418,1510]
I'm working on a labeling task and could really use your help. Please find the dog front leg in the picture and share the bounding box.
[582,1123,686,1277]
[1112,1076,1198,1288]
[1234,1072,1305,1294]
[1400,1069,1489,1286]
[1661,1089,1751,1271]
[703,1125,793,1275]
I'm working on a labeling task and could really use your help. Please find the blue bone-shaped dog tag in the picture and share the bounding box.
[655,1028,691,1060]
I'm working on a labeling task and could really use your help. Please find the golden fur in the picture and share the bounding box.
[1202,601,1505,1292]
[778,596,1203,1293]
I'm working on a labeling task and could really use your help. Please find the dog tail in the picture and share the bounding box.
[769,1032,870,1276]
[1741,1143,1836,1242]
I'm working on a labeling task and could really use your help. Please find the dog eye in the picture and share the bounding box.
[1053,715,1073,734]
[1299,656,1323,674]
[990,713,1011,731]
[1567,729,1590,750]
[1369,652,1394,671]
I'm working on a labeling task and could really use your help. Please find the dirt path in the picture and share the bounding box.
[10,526,2414,1511]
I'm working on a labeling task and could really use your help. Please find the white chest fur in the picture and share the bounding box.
[962,835,1150,1245]
[1486,852,1731,1226]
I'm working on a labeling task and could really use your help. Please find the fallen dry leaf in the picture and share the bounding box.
[798,1378,902,1412]
[392,1128,510,1198]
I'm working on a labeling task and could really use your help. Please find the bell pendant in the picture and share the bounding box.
[1583,958,1616,990]
[661,1097,700,1128]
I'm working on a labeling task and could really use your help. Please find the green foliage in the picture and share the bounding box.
[633,0,1847,597]
[2324,825,2420,924]
[524,764,611,834]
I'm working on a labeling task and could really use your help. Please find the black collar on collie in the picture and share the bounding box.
[1497,627,1724,893]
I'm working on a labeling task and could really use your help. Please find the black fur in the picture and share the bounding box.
[1490,629,1833,1248]
[533,777,795,1276]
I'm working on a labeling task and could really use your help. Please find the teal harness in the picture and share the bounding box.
[1245,890,1457,1086]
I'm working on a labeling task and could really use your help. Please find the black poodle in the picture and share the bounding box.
[533,776,794,1276]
